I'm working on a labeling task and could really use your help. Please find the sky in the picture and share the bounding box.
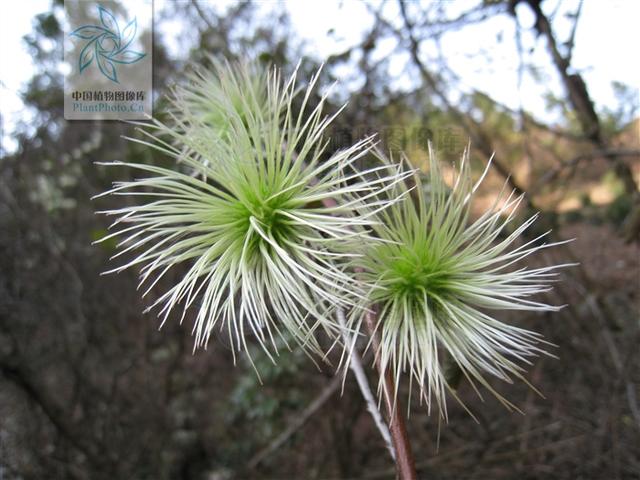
[1,0,639,154]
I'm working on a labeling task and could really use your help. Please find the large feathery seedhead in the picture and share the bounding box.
[348,146,572,419]
[95,61,409,366]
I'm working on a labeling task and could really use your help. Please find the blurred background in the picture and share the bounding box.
[0,0,638,479]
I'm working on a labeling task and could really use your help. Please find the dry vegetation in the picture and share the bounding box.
[1,0,638,479]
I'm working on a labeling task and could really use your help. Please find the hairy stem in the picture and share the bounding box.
[336,307,395,461]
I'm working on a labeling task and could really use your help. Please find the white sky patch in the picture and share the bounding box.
[1,0,639,154]
[285,0,374,58]
[0,0,50,154]
[572,0,640,108]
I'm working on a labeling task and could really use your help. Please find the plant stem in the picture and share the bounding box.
[336,308,395,461]
[317,185,416,477]
[363,307,418,480]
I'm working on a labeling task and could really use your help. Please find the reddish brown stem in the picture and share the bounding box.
[319,195,417,478]
[363,307,418,480]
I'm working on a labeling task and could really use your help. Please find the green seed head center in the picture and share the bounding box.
[239,193,295,251]
[390,254,451,300]
[255,203,278,226]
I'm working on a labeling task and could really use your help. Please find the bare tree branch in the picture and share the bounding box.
[565,1,584,64]
[532,148,640,192]
[518,0,637,195]
[397,0,529,200]
[247,373,342,470]
[190,0,216,32]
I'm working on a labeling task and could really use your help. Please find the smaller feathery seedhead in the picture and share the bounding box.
[347,146,572,419]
